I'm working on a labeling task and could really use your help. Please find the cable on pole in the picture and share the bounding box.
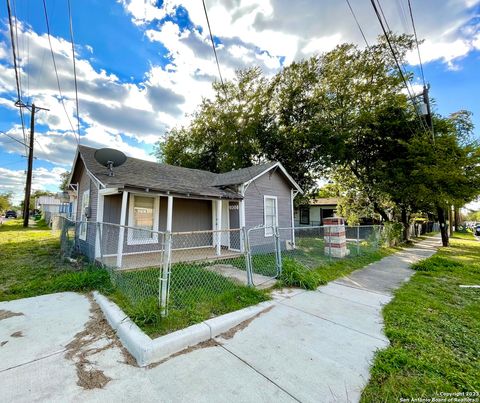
[369,0,429,136]
[202,0,228,98]
[0,129,30,148]
[407,0,426,87]
[42,0,79,143]
[345,0,369,48]
[67,0,81,143]
[6,0,28,155]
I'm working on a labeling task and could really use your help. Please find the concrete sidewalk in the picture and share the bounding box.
[0,236,439,403]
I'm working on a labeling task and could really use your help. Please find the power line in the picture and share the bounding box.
[42,0,79,143]
[202,0,227,97]
[6,0,28,156]
[67,0,81,142]
[345,0,369,48]
[407,0,426,86]
[0,129,29,148]
[369,0,429,135]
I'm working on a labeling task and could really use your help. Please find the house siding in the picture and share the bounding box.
[101,194,213,255]
[244,169,294,251]
[75,161,98,260]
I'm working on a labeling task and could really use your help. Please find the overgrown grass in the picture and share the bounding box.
[361,232,480,401]
[0,219,112,301]
[108,263,269,337]
[274,236,397,290]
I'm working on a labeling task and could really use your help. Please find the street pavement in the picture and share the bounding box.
[0,236,440,403]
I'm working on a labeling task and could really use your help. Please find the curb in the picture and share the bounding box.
[93,291,275,367]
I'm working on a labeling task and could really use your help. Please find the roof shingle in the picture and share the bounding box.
[76,146,278,199]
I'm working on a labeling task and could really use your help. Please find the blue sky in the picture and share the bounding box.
[0,0,479,207]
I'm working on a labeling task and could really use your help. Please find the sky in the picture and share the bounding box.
[0,0,479,209]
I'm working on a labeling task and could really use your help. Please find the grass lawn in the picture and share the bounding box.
[361,232,480,401]
[0,219,112,300]
[0,219,267,337]
[108,263,269,337]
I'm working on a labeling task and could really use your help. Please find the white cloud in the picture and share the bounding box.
[0,166,67,204]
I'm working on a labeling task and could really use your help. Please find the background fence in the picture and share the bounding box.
[59,217,385,316]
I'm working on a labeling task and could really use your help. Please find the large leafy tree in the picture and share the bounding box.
[155,67,268,173]
[154,35,480,245]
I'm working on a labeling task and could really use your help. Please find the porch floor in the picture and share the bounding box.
[101,247,243,271]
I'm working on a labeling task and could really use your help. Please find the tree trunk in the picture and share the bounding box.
[447,206,453,236]
[454,207,460,228]
[437,205,449,247]
[373,200,390,222]
[401,207,409,242]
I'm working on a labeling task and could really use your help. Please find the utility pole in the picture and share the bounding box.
[21,103,49,228]
[22,104,35,227]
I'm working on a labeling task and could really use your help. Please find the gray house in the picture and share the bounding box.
[68,145,302,266]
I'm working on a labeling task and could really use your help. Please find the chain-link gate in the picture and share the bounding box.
[246,225,282,286]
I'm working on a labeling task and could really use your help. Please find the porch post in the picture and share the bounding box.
[116,191,129,268]
[239,185,246,252]
[166,195,173,232]
[216,199,222,255]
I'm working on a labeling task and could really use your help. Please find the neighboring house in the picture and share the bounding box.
[36,194,71,225]
[294,198,338,227]
[68,145,302,262]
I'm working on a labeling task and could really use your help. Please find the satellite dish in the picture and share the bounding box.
[94,148,127,177]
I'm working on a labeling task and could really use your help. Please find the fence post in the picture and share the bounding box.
[328,226,332,260]
[243,227,254,286]
[274,226,282,276]
[356,226,360,256]
[159,231,172,317]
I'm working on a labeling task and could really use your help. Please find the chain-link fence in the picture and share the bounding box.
[280,225,382,269]
[59,217,384,317]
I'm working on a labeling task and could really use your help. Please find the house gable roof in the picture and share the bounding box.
[72,145,302,198]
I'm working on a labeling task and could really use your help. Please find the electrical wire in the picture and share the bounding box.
[0,130,29,148]
[6,0,28,156]
[42,0,79,143]
[345,0,369,48]
[67,0,81,143]
[202,0,227,97]
[369,0,430,136]
[407,0,426,86]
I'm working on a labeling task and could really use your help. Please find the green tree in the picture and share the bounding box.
[0,192,13,213]
[59,171,71,192]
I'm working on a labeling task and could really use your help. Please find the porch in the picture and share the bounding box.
[95,188,245,268]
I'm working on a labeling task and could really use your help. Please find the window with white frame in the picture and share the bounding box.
[264,196,278,237]
[79,189,90,241]
[128,195,159,244]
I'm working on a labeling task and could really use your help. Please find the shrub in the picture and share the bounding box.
[278,258,326,290]
[381,222,404,247]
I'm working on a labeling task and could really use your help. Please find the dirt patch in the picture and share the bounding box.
[147,339,219,369]
[64,294,137,390]
[0,310,24,321]
[10,331,23,338]
[1,341,8,347]
[217,305,274,340]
